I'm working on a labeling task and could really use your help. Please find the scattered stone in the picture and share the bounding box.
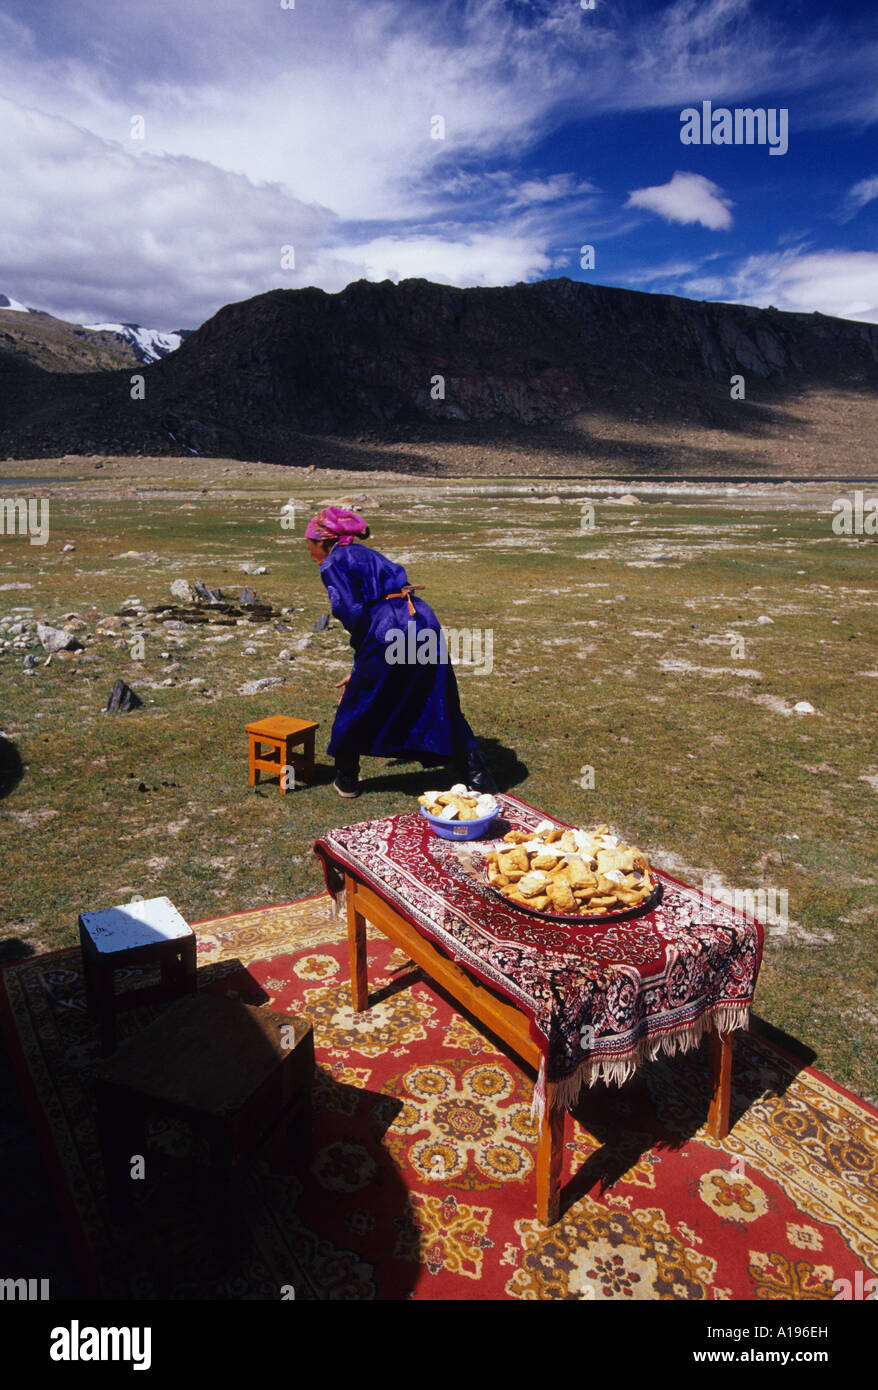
[22,653,38,670]
[278,649,293,661]
[615,494,642,505]
[244,646,258,656]
[239,677,285,694]
[37,622,80,654]
[188,677,206,688]
[756,615,774,625]
[294,636,313,653]
[193,580,225,605]
[170,579,197,602]
[313,612,331,632]
[107,679,142,713]
[62,542,75,552]
[793,701,816,714]
[241,563,267,575]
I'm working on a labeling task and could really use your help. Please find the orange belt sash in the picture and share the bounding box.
[384,585,421,617]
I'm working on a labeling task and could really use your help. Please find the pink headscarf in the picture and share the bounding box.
[305,506,368,547]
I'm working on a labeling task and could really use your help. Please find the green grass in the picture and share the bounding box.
[1,462,876,1104]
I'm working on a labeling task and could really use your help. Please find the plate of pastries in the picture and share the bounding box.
[481,821,662,922]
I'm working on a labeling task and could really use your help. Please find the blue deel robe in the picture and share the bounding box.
[320,543,479,761]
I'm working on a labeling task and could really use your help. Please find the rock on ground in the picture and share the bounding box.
[37,623,80,654]
[239,677,285,694]
[106,679,141,713]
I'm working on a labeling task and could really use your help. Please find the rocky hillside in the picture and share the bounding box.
[2,277,878,469]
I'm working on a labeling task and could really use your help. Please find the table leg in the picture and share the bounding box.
[249,736,259,787]
[303,731,315,784]
[346,875,369,1012]
[536,1083,565,1226]
[707,1028,733,1140]
[160,936,197,997]
[80,934,99,1016]
[97,964,117,1056]
[95,1084,143,1220]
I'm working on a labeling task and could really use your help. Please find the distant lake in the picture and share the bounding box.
[0,477,69,487]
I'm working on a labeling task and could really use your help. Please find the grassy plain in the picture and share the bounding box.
[1,456,876,1102]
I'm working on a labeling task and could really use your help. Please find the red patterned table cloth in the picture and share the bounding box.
[314,793,764,1116]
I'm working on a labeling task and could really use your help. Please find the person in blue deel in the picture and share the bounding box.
[305,506,497,799]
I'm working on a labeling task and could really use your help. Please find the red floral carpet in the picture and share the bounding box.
[1,895,876,1300]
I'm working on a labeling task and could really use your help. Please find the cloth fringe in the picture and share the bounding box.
[330,888,346,919]
[531,1057,547,1125]
[541,1004,751,1116]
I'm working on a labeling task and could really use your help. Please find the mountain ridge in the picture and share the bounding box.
[2,276,877,473]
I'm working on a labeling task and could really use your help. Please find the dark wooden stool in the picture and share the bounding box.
[91,995,314,1218]
[246,715,319,792]
[79,896,197,1055]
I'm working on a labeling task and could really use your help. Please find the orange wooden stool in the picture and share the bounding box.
[246,716,319,792]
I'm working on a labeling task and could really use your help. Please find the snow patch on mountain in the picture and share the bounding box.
[0,293,32,312]
[81,323,188,364]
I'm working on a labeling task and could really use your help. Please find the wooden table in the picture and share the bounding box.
[92,995,314,1217]
[344,870,733,1227]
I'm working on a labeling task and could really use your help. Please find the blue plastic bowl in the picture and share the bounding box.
[419,804,498,840]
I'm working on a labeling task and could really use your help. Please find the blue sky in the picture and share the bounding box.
[2,0,877,329]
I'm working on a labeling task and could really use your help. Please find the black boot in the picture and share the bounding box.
[462,745,498,795]
[333,752,360,798]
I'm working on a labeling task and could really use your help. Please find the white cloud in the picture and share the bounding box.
[311,232,553,289]
[844,175,878,220]
[509,175,596,207]
[621,257,719,288]
[682,249,878,322]
[626,172,734,230]
[0,98,338,328]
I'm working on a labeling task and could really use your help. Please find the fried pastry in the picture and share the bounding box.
[421,786,498,822]
[548,880,576,912]
[485,821,656,918]
[517,870,549,898]
[532,852,560,871]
